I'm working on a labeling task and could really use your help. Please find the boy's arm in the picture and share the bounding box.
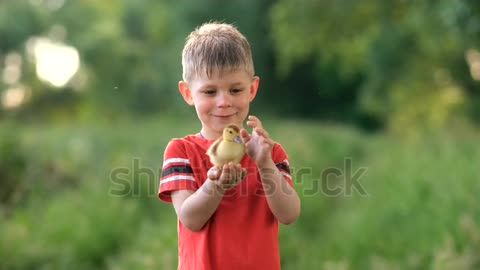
[241,115,301,225]
[171,163,246,232]
[171,180,225,232]
[257,159,300,225]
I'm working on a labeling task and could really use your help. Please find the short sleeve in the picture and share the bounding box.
[158,139,199,203]
[272,143,294,187]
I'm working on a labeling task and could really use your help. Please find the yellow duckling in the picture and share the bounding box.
[207,124,246,167]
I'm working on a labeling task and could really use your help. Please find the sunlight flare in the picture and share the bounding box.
[1,86,28,109]
[466,49,480,81]
[30,37,80,87]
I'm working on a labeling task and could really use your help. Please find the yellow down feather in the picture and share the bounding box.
[206,124,246,167]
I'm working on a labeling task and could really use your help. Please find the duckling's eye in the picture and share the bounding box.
[229,130,233,134]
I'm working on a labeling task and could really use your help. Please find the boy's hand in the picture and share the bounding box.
[240,115,274,167]
[207,163,247,192]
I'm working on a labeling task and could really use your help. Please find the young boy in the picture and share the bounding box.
[158,22,301,270]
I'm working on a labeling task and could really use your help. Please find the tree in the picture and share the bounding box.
[270,0,480,133]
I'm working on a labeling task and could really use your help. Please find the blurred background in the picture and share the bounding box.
[1,0,479,269]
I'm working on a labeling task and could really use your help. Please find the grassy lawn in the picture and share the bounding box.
[1,117,479,269]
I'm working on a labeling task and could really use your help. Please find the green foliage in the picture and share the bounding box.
[106,220,178,270]
[0,117,185,269]
[270,0,480,131]
[1,0,479,133]
[0,0,49,52]
[0,187,143,269]
[277,121,480,269]
[0,124,27,206]
[0,0,279,119]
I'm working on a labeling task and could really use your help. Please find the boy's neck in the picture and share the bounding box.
[199,130,221,141]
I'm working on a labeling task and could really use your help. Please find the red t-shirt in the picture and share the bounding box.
[158,134,293,270]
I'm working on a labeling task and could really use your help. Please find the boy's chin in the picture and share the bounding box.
[212,117,239,124]
[209,122,239,134]
[219,120,243,128]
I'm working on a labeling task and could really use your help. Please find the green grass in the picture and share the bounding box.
[1,117,480,269]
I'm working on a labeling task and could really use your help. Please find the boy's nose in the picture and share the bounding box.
[216,92,232,108]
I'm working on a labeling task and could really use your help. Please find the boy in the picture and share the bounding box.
[158,22,301,270]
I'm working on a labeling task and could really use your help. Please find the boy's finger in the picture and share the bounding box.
[254,127,269,138]
[248,115,259,122]
[222,164,230,179]
[235,165,242,180]
[248,115,263,128]
[246,115,259,128]
[241,169,247,179]
[240,129,251,142]
[207,166,220,180]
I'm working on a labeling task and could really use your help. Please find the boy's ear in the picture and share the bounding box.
[179,81,194,106]
[249,76,260,102]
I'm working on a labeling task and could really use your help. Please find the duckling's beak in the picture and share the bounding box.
[234,136,242,144]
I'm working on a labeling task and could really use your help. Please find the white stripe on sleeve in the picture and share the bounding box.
[162,158,191,168]
[281,172,292,180]
[160,175,196,185]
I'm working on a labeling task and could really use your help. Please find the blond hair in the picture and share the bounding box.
[182,22,254,82]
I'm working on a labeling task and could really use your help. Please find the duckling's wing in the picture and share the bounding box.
[206,138,223,166]
[206,138,220,156]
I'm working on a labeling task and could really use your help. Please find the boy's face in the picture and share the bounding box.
[179,69,259,140]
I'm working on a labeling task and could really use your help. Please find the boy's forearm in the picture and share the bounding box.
[178,179,225,231]
[258,160,301,225]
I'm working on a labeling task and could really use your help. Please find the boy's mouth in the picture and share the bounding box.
[213,113,235,118]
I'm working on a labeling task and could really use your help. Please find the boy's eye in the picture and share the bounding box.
[231,89,243,94]
[203,90,216,95]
